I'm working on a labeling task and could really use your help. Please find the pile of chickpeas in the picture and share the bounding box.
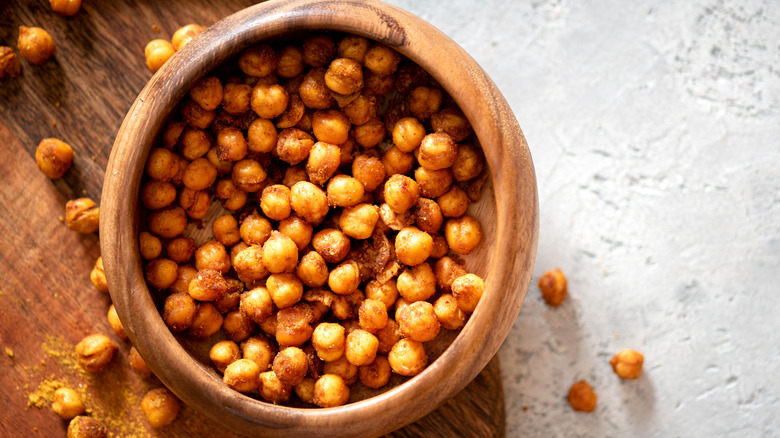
[138,32,489,408]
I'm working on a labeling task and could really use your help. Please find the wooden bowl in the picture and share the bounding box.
[101,0,538,436]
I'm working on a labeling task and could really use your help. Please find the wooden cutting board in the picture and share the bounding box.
[0,1,505,436]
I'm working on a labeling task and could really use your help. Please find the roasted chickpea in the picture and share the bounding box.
[52,387,85,420]
[0,46,21,79]
[162,121,186,150]
[257,184,291,220]
[342,89,377,126]
[90,256,109,293]
[67,416,106,438]
[207,215,239,247]
[351,154,386,192]
[433,294,466,330]
[75,334,117,373]
[129,346,153,377]
[144,39,173,73]
[417,132,457,170]
[305,141,341,186]
[538,268,568,307]
[251,84,289,119]
[238,286,273,324]
[242,336,276,371]
[148,206,188,239]
[221,82,252,115]
[414,166,452,199]
[189,302,224,338]
[224,358,261,393]
[49,0,81,16]
[394,61,428,95]
[164,237,194,264]
[568,380,597,412]
[364,43,400,76]
[408,86,443,120]
[295,377,316,404]
[311,109,350,144]
[239,44,277,77]
[144,258,178,289]
[276,45,305,78]
[215,127,248,161]
[388,338,427,377]
[437,185,469,218]
[258,312,278,337]
[324,58,363,95]
[258,370,292,403]
[451,145,484,183]
[376,319,401,355]
[351,118,386,148]
[188,268,228,302]
[321,355,358,385]
[238,211,271,246]
[18,26,56,65]
[325,261,358,295]
[382,175,418,215]
[358,299,388,333]
[276,303,315,347]
[187,76,223,112]
[609,349,644,379]
[178,187,210,220]
[162,292,196,332]
[282,166,309,188]
[331,290,364,321]
[299,68,335,109]
[337,35,369,62]
[444,215,482,255]
[141,388,180,428]
[344,329,379,367]
[277,215,313,251]
[326,175,364,207]
[312,374,349,408]
[215,178,248,211]
[451,273,485,313]
[205,147,234,178]
[397,301,440,343]
[290,181,329,223]
[433,257,466,293]
[365,70,395,95]
[262,231,299,273]
[65,198,100,234]
[276,128,315,165]
[231,158,267,192]
[273,346,309,385]
[311,322,345,362]
[179,128,212,160]
[140,180,176,210]
[296,251,329,288]
[431,107,473,142]
[414,198,444,234]
[397,263,436,302]
[390,117,424,153]
[233,245,268,283]
[223,310,255,343]
[379,202,414,231]
[381,146,415,176]
[35,138,74,178]
[395,226,433,266]
[276,92,306,129]
[266,273,304,309]
[359,355,392,389]
[364,278,398,311]
[338,203,378,240]
[209,340,241,373]
[302,35,336,67]
[214,278,243,313]
[106,305,126,340]
[194,240,230,274]
[168,264,197,295]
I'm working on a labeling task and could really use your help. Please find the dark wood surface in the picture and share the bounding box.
[0,0,506,436]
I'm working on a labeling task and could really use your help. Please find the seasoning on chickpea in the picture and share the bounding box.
[437,185,470,218]
[444,215,482,255]
[433,294,467,330]
[414,167,453,199]
[352,154,386,192]
[35,138,74,178]
[272,346,309,385]
[67,416,106,438]
[209,340,241,373]
[189,303,224,339]
[278,214,314,251]
[258,370,292,403]
[75,334,117,373]
[538,268,568,307]
[306,141,341,186]
[172,24,206,51]
[609,349,644,379]
[388,338,427,377]
[364,43,401,76]
[0,46,22,79]
[106,305,127,340]
[65,198,100,234]
[238,44,277,77]
[276,45,305,78]
[224,358,261,393]
[568,380,597,412]
[144,39,174,73]
[451,273,485,313]
[52,387,85,420]
[141,388,180,428]
[231,158,267,192]
[397,262,436,302]
[290,181,329,223]
[384,174,420,215]
[18,26,55,65]
[313,374,350,408]
[163,292,197,332]
[395,226,433,266]
[89,256,109,293]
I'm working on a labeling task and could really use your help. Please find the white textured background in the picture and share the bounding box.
[383,0,780,436]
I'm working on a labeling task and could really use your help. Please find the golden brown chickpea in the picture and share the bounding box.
[178,187,210,220]
[276,93,306,129]
[393,61,428,95]
[106,305,126,340]
[327,261,361,296]
[383,174,419,215]
[381,146,415,176]
[188,269,227,301]
[257,184,290,220]
[223,310,255,342]
[376,319,401,355]
[337,35,369,62]
[364,43,401,76]
[144,258,178,290]
[258,312,278,337]
[215,277,244,313]
[52,387,85,420]
[339,203,379,240]
[189,76,223,111]
[388,338,427,377]
[242,335,276,371]
[305,141,341,186]
[239,286,273,323]
[232,158,267,192]
[210,214,240,246]
[397,301,440,342]
[239,44,277,77]
[394,297,413,321]
[162,121,186,150]
[431,107,473,142]
[273,346,309,385]
[75,334,117,372]
[296,251,329,288]
[326,175,364,207]
[342,89,377,126]
[0,46,21,79]
[609,349,644,379]
[414,166,453,199]
[397,263,436,302]
[303,35,336,67]
[224,358,261,393]
[222,82,252,115]
[276,303,315,347]
[128,346,152,377]
[365,70,395,96]
[169,264,197,295]
[65,198,100,234]
[90,256,109,293]
[451,273,485,313]
[169,154,188,186]
[35,138,74,178]
[433,256,466,292]
[251,83,289,119]
[312,374,349,408]
[331,290,364,321]
[351,118,386,148]
[209,340,241,373]
[390,117,425,153]
[216,127,248,161]
[266,273,303,309]
[415,198,443,234]
[189,302,224,338]
[364,278,397,310]
[67,416,106,438]
[408,86,443,121]
[378,202,413,231]
[282,166,309,188]
[49,0,81,16]
[195,240,231,274]
[165,237,195,264]
[276,45,305,78]
[418,132,458,170]
[171,23,206,50]
[232,245,267,284]
[182,157,218,191]
[148,206,188,239]
[276,128,315,165]
[395,226,433,266]
[344,329,379,367]
[179,127,212,160]
[299,68,335,109]
[144,39,173,73]
[290,181,329,223]
[444,215,482,255]
[311,228,351,264]
[141,388,180,428]
[451,145,484,183]
[311,109,351,144]
[215,178,248,211]
[351,154,386,192]
[295,377,316,404]
[433,293,467,330]
[18,26,55,65]
[321,355,358,385]
[238,211,270,246]
[296,109,314,132]
[538,268,568,307]
[205,147,234,178]
[568,380,597,412]
[262,231,299,274]
[358,299,388,333]
[437,185,469,218]
[311,322,345,362]
[324,57,363,95]
[430,233,449,259]
[258,370,292,403]
[141,180,176,210]
[278,214,314,251]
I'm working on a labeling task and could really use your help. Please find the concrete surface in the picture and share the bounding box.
[384,0,780,436]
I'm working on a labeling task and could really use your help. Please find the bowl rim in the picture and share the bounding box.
[101,0,538,436]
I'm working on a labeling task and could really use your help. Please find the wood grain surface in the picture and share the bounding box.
[0,0,505,436]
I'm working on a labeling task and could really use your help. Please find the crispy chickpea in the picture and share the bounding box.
[311,109,350,145]
[397,263,436,302]
[262,231,299,274]
[395,226,433,266]
[65,198,100,234]
[365,70,395,95]
[208,215,239,247]
[394,61,428,95]
[189,303,224,338]
[216,127,248,161]
[305,141,341,186]
[223,310,255,342]
[283,165,309,187]
[276,303,315,346]
[165,237,195,264]
[322,355,358,385]
[188,76,223,112]
[163,293,196,331]
[18,26,55,65]
[139,231,164,261]
[141,388,180,428]
[75,334,117,373]
[331,290,364,321]
[233,245,268,283]
[90,256,109,293]
[106,305,126,340]
[224,358,261,393]
[376,319,401,355]
[0,46,22,79]
[178,188,209,219]
[415,198,443,234]
[358,355,392,389]
[364,43,401,76]
[169,264,197,294]
[276,93,306,128]
[568,380,597,412]
[337,35,369,62]
[141,180,176,210]
[431,107,473,142]
[194,240,230,274]
[188,269,227,302]
[144,258,178,289]
[365,278,398,310]
[609,349,644,379]
[324,57,363,95]
[231,158,267,192]
[148,206,188,239]
[276,45,304,78]
[276,128,315,165]
[414,167,452,199]
[258,312,278,337]
[273,346,309,385]
[278,214,314,250]
[338,203,379,240]
[35,138,74,178]
[239,211,272,245]
[209,340,241,373]
[266,273,304,309]
[433,257,467,292]
[351,118,386,148]
[383,174,419,215]
[258,370,292,403]
[379,202,413,231]
[344,329,378,366]
[239,44,277,77]
[295,377,316,403]
[290,181,329,223]
[437,185,469,218]
[358,299,388,333]
[52,387,85,420]
[311,322,345,362]
[433,293,466,330]
[538,268,568,307]
[296,252,329,288]
[179,128,212,160]
[182,157,218,191]
[418,132,457,170]
[49,0,81,16]
[388,338,427,377]
[381,146,415,176]
[296,109,314,132]
[129,346,153,377]
[408,86,443,120]
[67,416,106,438]
[312,374,349,408]
[222,82,252,115]
[352,154,386,192]
[397,301,440,343]
[215,178,248,211]
[162,121,185,150]
[391,117,425,153]
[343,89,377,125]
[144,39,174,73]
[299,68,335,109]
[303,35,336,67]
[239,286,273,323]
[258,184,290,220]
[451,145,484,183]
[214,278,243,313]
[326,175,363,207]
[444,215,482,255]
[394,297,413,321]
[451,273,485,313]
[242,336,276,371]
[328,261,361,295]
[251,84,289,119]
